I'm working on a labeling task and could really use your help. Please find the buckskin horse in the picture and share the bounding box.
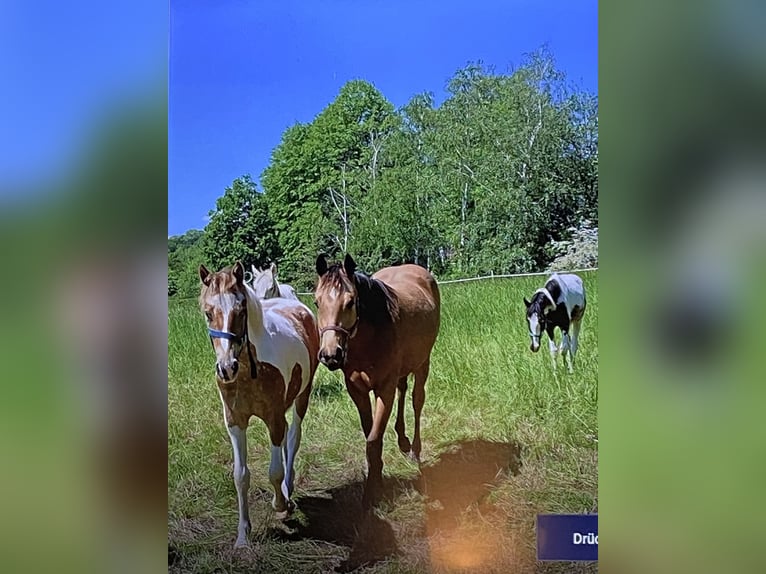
[314,254,440,508]
[524,273,586,372]
[199,262,319,548]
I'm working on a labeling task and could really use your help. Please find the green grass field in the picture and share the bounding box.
[168,273,597,573]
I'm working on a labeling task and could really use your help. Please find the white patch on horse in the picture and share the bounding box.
[330,286,338,299]
[547,273,586,318]
[243,284,312,399]
[533,287,556,309]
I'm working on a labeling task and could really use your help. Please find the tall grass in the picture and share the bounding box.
[169,272,597,573]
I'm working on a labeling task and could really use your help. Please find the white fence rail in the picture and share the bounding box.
[293,267,598,295]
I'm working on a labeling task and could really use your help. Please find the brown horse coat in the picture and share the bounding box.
[315,254,440,507]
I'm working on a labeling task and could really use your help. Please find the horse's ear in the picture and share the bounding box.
[343,253,357,277]
[199,264,212,286]
[232,261,245,284]
[316,254,328,277]
[270,262,277,276]
[523,297,531,309]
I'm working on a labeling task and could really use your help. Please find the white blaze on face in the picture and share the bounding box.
[528,312,542,350]
[214,292,245,362]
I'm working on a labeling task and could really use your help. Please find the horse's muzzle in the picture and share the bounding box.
[216,359,239,381]
[319,347,345,371]
[530,343,540,353]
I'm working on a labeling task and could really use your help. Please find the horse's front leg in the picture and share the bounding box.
[560,331,573,373]
[363,381,395,509]
[547,331,558,369]
[226,424,251,548]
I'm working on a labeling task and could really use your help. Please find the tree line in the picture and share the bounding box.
[169,48,598,297]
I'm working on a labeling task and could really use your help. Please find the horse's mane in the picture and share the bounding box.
[324,264,399,324]
[533,287,556,308]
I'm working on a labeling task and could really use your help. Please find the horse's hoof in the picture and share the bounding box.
[275,499,296,520]
[398,438,412,455]
[408,450,421,464]
[234,538,249,549]
[274,509,289,520]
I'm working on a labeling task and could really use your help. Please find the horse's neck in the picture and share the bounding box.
[348,319,393,367]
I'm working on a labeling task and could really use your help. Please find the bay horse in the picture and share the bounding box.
[524,273,586,372]
[198,261,319,548]
[251,262,298,300]
[314,254,440,508]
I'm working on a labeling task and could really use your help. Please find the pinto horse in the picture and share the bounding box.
[199,262,319,548]
[524,273,586,372]
[314,254,440,507]
[251,262,298,300]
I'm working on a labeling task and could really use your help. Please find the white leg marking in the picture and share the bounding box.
[282,409,303,500]
[561,332,573,373]
[570,320,582,368]
[227,425,251,548]
[547,332,558,369]
[269,441,285,511]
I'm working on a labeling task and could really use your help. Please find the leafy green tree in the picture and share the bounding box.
[202,175,279,272]
[172,47,598,293]
[168,228,205,297]
[262,80,398,288]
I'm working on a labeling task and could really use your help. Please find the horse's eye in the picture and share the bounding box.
[313,298,319,307]
[205,311,212,321]
[345,299,354,310]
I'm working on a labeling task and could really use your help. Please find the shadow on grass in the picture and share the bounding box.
[269,438,521,572]
[417,439,522,532]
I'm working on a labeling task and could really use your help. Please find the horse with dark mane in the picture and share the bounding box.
[524,273,586,372]
[314,254,440,508]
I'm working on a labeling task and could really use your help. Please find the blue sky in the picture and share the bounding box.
[169,0,597,236]
[1,0,164,199]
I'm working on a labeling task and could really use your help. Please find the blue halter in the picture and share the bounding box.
[207,313,257,379]
[208,328,245,343]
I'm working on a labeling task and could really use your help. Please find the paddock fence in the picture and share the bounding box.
[171,267,598,301]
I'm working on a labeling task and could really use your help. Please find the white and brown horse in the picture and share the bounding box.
[314,254,440,508]
[199,262,319,548]
[524,273,586,372]
[251,262,298,300]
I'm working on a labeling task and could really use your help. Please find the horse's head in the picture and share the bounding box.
[199,261,250,382]
[252,263,280,299]
[524,289,556,352]
[314,253,360,370]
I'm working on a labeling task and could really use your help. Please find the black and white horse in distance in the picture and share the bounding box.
[524,273,586,372]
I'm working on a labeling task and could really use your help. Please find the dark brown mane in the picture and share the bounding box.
[324,264,399,324]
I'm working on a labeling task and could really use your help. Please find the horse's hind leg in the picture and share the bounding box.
[282,386,310,510]
[411,361,429,463]
[560,331,573,373]
[394,376,411,455]
[570,319,582,370]
[267,416,289,518]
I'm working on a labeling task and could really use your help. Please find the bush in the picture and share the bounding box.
[547,219,598,271]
